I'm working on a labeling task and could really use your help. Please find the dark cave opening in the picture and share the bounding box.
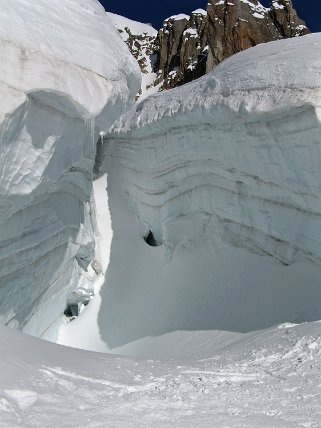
[144,230,161,247]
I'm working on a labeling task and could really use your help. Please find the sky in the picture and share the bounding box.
[101,0,320,33]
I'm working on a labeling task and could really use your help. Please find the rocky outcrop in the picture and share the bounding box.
[109,1,309,93]
[156,10,208,89]
[157,0,309,89]
[269,0,309,38]
[121,27,156,76]
[206,0,309,71]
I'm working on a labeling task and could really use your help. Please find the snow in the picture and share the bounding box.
[107,12,157,40]
[183,28,198,38]
[0,0,140,123]
[164,14,190,22]
[192,9,207,16]
[240,0,268,14]
[56,174,113,351]
[252,11,265,18]
[0,0,140,338]
[114,34,321,132]
[272,1,285,9]
[2,321,321,426]
[296,24,308,32]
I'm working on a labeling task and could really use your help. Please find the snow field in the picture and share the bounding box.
[1,321,321,426]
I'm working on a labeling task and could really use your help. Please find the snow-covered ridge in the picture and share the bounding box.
[113,34,321,133]
[108,12,157,40]
[192,9,207,16]
[0,1,136,82]
[164,14,190,22]
[0,0,140,337]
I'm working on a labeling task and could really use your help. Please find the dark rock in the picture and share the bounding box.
[157,1,309,89]
[111,1,310,93]
[269,0,310,38]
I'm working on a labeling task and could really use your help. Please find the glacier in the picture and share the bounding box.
[0,0,140,338]
[1,1,321,425]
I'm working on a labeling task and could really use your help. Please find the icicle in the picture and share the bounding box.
[90,118,95,147]
[99,131,106,145]
[84,117,96,149]
[0,114,7,168]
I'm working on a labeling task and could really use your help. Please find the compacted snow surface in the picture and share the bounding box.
[1,0,321,425]
[1,322,321,427]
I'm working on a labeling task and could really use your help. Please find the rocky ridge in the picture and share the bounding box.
[109,0,309,94]
[159,0,309,89]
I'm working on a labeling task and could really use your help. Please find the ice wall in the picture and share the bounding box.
[0,0,140,337]
[102,34,321,347]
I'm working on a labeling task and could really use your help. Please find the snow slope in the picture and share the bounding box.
[107,12,158,99]
[1,321,321,427]
[108,12,157,40]
[0,0,140,338]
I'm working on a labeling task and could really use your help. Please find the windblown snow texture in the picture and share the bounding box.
[0,0,140,337]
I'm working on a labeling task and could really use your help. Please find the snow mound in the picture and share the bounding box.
[0,0,140,337]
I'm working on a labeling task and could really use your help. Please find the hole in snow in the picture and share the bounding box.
[144,230,162,247]
[64,304,81,319]
[64,288,94,322]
